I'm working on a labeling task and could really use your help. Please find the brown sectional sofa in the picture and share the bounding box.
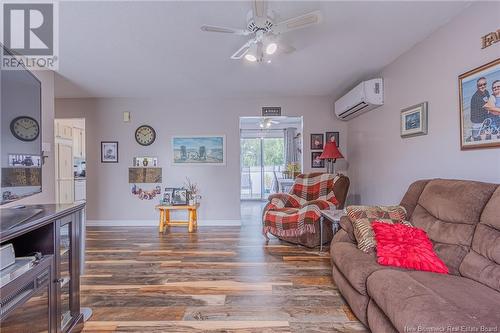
[330,179,500,333]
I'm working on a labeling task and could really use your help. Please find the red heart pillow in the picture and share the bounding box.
[372,222,448,274]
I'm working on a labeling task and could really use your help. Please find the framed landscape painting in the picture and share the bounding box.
[459,58,500,150]
[400,102,428,138]
[172,136,226,165]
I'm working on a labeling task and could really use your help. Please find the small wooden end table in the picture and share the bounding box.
[156,204,199,233]
[319,209,346,252]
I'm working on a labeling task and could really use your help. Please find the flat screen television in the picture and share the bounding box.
[1,44,43,204]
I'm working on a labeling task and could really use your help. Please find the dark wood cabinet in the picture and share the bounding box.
[55,212,82,332]
[0,203,86,333]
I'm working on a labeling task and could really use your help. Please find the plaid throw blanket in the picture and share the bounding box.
[263,173,339,238]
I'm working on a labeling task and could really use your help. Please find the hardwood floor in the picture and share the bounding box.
[81,203,367,332]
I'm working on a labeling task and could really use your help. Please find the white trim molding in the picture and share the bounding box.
[86,219,241,227]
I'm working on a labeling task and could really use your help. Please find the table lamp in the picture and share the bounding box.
[319,140,344,174]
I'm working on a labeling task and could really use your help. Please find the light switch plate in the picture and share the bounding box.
[123,111,131,122]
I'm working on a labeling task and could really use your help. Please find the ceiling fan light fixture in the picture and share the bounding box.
[245,54,257,62]
[265,42,277,55]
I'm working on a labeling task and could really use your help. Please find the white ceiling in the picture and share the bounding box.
[55,1,470,99]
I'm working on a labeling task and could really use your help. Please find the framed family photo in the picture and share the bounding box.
[310,134,324,150]
[325,132,340,146]
[101,141,118,163]
[459,58,500,150]
[400,102,428,138]
[311,152,324,168]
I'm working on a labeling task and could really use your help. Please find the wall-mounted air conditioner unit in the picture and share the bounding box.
[334,79,383,121]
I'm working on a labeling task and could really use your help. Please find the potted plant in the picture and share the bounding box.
[184,177,200,205]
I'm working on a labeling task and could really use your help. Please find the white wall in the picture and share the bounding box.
[55,96,347,223]
[3,70,56,206]
[346,2,500,205]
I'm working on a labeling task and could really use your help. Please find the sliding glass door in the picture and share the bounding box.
[240,136,284,200]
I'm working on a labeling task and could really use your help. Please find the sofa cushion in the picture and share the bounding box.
[367,270,500,332]
[372,222,448,274]
[410,179,498,275]
[460,186,500,291]
[330,241,384,295]
[347,205,408,252]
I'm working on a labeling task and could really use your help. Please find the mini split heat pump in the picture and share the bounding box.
[334,78,384,120]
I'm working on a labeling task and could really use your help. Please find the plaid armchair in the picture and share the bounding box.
[262,173,350,247]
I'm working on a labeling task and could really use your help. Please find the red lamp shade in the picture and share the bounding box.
[319,141,344,160]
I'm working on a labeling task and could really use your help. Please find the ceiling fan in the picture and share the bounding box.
[200,0,322,62]
[260,117,280,128]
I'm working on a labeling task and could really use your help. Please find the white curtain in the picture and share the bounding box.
[284,127,297,166]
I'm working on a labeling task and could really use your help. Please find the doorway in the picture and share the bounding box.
[240,116,303,201]
[54,118,86,204]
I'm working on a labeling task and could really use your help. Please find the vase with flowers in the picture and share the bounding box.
[184,177,200,205]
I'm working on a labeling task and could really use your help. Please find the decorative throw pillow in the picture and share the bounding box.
[346,205,408,253]
[372,222,449,274]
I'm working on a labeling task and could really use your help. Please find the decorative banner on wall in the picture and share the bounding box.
[133,156,158,167]
[131,184,161,200]
[1,168,41,187]
[481,29,500,49]
[128,167,162,183]
[8,154,42,167]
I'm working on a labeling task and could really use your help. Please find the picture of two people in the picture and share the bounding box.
[460,59,500,149]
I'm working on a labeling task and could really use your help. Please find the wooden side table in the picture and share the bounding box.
[155,204,199,233]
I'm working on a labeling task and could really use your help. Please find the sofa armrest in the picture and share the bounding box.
[267,193,300,209]
[332,229,354,244]
[339,216,356,242]
[300,199,336,211]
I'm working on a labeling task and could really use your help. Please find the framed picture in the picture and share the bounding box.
[459,58,500,150]
[400,102,428,138]
[311,152,324,168]
[325,132,340,147]
[172,188,188,205]
[172,136,226,165]
[310,133,324,150]
[162,187,175,205]
[101,141,118,163]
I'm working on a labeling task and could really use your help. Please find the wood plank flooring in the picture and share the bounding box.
[81,204,367,333]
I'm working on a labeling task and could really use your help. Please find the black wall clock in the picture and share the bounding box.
[10,116,40,142]
[135,125,156,146]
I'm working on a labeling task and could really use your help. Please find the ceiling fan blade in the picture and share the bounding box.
[201,25,250,36]
[273,10,322,34]
[279,42,296,54]
[230,41,252,59]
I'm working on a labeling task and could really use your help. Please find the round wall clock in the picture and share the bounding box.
[10,116,40,142]
[135,125,156,146]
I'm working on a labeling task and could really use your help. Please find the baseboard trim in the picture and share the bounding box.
[86,219,241,227]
